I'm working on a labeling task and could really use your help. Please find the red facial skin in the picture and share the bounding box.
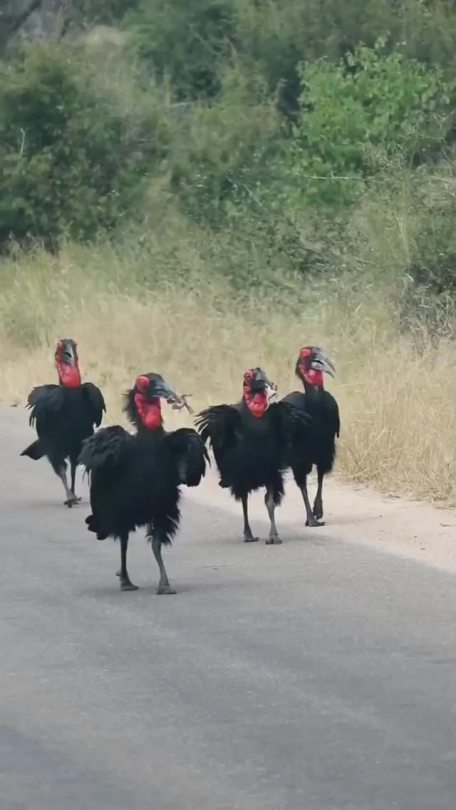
[134,375,162,431]
[243,371,269,418]
[300,367,324,387]
[298,348,324,389]
[55,342,81,388]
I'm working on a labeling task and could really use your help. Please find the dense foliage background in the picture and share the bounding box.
[2,0,456,315]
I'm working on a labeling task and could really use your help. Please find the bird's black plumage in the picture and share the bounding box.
[20,339,105,506]
[79,373,208,593]
[196,367,310,544]
[282,346,340,526]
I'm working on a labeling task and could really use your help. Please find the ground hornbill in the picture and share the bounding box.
[79,373,208,593]
[282,346,340,527]
[21,338,105,506]
[196,367,310,544]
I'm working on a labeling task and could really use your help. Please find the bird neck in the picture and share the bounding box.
[242,387,268,418]
[301,377,325,410]
[134,394,163,431]
[56,362,81,388]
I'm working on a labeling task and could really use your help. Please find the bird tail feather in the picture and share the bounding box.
[85,514,108,541]
[20,440,45,460]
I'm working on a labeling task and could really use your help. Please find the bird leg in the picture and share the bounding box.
[69,458,81,505]
[241,494,258,542]
[150,530,176,595]
[264,487,282,545]
[313,468,324,521]
[56,462,77,508]
[300,477,325,527]
[118,534,138,591]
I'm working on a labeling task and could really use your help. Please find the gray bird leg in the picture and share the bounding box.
[241,494,258,542]
[69,457,81,504]
[150,527,176,595]
[57,462,78,507]
[313,468,324,521]
[264,487,282,545]
[118,533,138,591]
[301,476,325,527]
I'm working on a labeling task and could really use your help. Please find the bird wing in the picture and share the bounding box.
[26,385,65,429]
[324,392,340,438]
[81,382,106,427]
[281,390,306,409]
[78,425,132,480]
[267,401,312,450]
[195,405,242,456]
[166,428,210,487]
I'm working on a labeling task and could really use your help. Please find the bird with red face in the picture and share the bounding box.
[79,373,208,593]
[196,367,310,544]
[21,338,105,506]
[282,346,340,527]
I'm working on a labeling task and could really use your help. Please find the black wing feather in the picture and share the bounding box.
[166,428,209,487]
[195,405,242,456]
[330,398,341,438]
[78,425,132,480]
[25,385,65,428]
[268,401,312,449]
[81,382,106,427]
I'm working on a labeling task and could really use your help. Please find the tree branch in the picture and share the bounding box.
[0,0,43,39]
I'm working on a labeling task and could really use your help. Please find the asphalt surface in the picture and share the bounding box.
[1,409,456,810]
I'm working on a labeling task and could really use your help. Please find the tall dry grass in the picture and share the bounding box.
[0,237,455,506]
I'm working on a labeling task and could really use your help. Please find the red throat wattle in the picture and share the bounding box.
[134,393,162,430]
[301,367,324,388]
[243,387,268,418]
[56,361,81,388]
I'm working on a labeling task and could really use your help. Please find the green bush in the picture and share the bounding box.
[0,42,167,247]
[125,0,235,100]
[168,67,285,224]
[291,39,454,206]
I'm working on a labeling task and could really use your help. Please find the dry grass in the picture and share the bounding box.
[1,241,455,506]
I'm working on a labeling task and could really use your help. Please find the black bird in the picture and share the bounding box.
[21,338,105,506]
[196,367,310,544]
[79,373,208,593]
[282,346,340,527]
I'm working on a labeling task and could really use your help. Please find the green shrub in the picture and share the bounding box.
[168,67,285,224]
[0,42,167,247]
[233,0,456,117]
[125,0,235,100]
[291,39,454,206]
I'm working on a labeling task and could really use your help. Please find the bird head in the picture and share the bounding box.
[126,373,187,431]
[55,338,81,388]
[242,367,277,418]
[295,346,335,388]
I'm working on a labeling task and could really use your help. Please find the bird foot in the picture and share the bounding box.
[305,516,325,527]
[64,495,81,507]
[119,576,138,591]
[157,582,176,595]
[243,535,259,542]
[265,535,282,545]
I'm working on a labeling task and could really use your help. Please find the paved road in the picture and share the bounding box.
[1,409,456,810]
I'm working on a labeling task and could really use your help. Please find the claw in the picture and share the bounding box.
[120,576,138,591]
[157,583,176,595]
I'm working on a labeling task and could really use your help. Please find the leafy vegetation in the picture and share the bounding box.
[2,1,456,501]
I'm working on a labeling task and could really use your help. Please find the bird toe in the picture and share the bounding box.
[157,583,176,595]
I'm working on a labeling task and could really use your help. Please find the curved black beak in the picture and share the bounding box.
[59,339,78,365]
[310,350,335,378]
[250,368,278,397]
[153,378,193,414]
